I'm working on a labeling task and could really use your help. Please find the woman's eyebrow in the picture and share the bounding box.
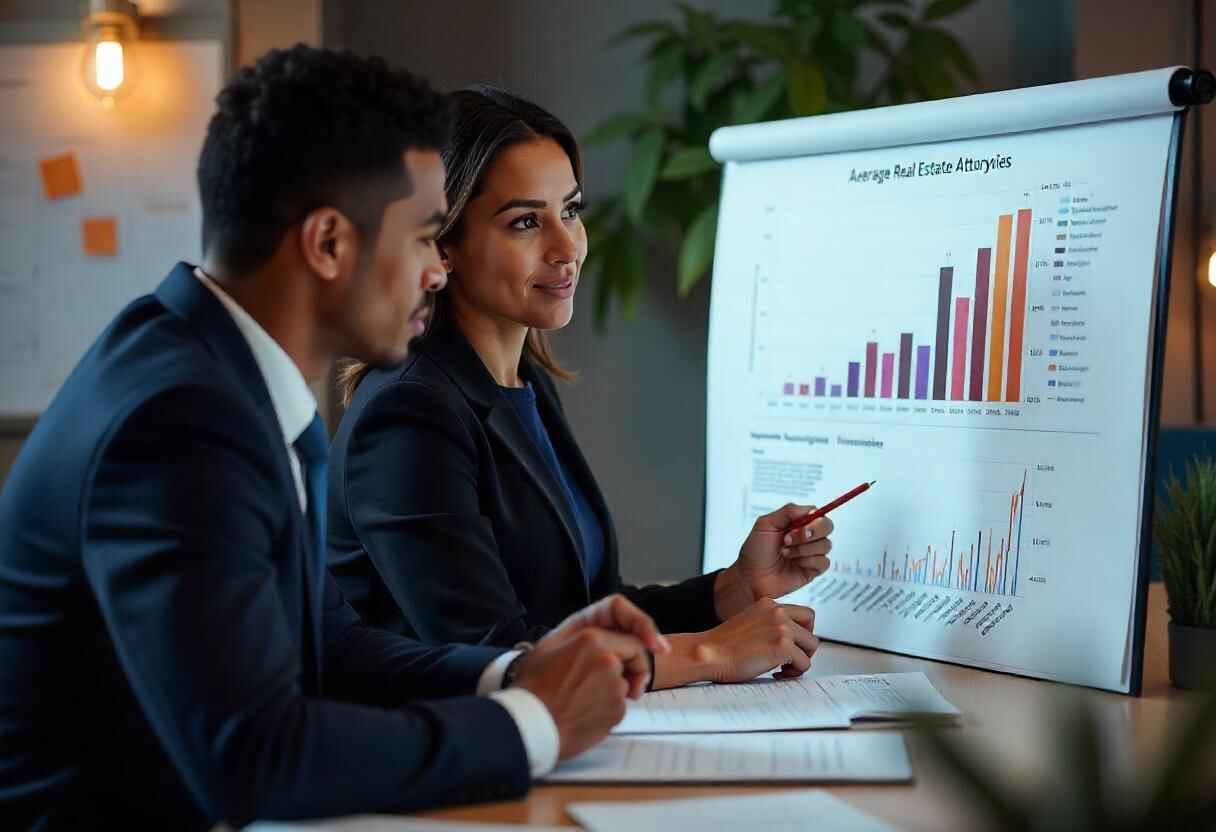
[493,185,582,216]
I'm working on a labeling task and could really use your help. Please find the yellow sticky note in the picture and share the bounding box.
[39,153,83,200]
[82,217,118,257]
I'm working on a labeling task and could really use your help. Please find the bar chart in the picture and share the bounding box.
[706,111,1175,690]
[777,208,1034,405]
[827,471,1027,598]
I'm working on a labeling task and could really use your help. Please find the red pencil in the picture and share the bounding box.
[786,481,876,535]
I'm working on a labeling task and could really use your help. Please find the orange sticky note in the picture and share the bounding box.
[39,153,83,200]
[82,217,118,257]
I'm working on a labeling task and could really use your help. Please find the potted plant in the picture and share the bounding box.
[1155,456,1216,690]
[918,692,1216,830]
[581,0,982,327]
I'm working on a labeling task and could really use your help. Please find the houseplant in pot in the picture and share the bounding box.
[1154,456,1216,690]
[581,0,982,327]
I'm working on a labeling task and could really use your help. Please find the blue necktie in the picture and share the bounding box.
[293,413,329,618]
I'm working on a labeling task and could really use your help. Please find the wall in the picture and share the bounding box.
[323,0,1039,583]
[0,0,322,487]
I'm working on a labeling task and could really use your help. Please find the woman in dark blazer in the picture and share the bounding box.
[327,87,836,688]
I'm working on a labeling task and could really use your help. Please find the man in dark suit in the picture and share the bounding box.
[0,46,667,830]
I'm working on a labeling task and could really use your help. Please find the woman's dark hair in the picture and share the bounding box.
[198,44,452,274]
[339,85,581,407]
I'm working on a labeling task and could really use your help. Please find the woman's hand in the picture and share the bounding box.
[652,599,820,689]
[713,503,834,621]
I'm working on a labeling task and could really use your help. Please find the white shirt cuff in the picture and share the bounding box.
[477,651,560,778]
[476,649,518,695]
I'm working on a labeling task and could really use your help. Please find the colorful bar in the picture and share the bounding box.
[932,267,953,400]
[973,532,982,591]
[798,383,810,396]
[830,384,842,398]
[814,377,826,397]
[864,342,878,397]
[783,382,795,395]
[914,345,931,399]
[987,214,1013,401]
[969,248,991,400]
[846,362,861,397]
[1011,473,1026,594]
[1006,208,1032,402]
[951,297,970,400]
[947,531,955,590]
[984,535,993,593]
[897,333,913,399]
[880,353,894,398]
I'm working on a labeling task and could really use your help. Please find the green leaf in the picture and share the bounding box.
[863,22,895,58]
[676,2,717,51]
[646,39,686,104]
[878,11,914,29]
[923,0,977,21]
[732,71,787,123]
[906,34,961,98]
[582,113,651,147]
[920,25,981,83]
[624,127,665,224]
[677,201,718,296]
[723,21,793,59]
[831,14,868,50]
[609,20,678,45]
[660,146,718,180]
[689,53,737,110]
[792,12,824,53]
[786,60,828,116]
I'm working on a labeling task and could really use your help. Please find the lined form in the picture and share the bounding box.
[613,672,958,734]
[613,677,848,734]
[546,731,911,783]
[817,672,961,721]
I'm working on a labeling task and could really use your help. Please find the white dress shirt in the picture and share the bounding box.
[193,268,559,777]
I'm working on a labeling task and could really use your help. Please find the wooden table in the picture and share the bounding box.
[420,583,1211,830]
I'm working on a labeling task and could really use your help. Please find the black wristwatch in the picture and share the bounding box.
[501,641,535,688]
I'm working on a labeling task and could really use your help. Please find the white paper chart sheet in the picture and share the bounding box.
[546,731,911,784]
[702,69,1187,693]
[613,672,957,734]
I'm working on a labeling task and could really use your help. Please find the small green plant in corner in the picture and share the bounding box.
[1154,456,1216,689]
[918,693,1216,831]
[581,0,981,328]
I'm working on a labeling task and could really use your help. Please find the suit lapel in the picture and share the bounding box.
[417,320,589,594]
[156,262,325,689]
[526,368,621,594]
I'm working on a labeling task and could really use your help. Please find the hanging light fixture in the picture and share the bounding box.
[1208,233,1215,290]
[81,0,139,108]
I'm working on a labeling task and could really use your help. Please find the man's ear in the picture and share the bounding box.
[437,242,453,274]
[299,207,358,283]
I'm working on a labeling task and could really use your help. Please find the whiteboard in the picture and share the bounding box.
[701,68,1188,694]
[0,41,222,417]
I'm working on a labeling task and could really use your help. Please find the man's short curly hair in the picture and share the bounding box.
[197,44,452,274]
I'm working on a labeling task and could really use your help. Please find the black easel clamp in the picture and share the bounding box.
[1169,67,1215,106]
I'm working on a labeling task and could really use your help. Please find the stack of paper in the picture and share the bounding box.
[613,672,959,735]
[546,731,911,784]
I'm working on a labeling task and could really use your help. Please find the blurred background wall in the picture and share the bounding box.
[1,0,1212,584]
